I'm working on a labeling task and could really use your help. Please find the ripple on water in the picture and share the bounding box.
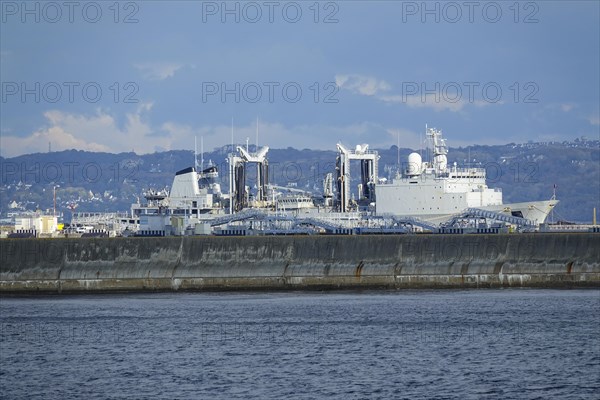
[1,289,599,399]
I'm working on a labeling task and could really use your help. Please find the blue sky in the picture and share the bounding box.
[1,0,599,156]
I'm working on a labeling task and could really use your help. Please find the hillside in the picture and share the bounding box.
[1,139,598,223]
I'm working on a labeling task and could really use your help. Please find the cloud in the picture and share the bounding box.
[546,103,577,113]
[1,120,111,157]
[2,112,528,158]
[384,128,422,150]
[161,120,393,153]
[134,62,184,80]
[0,103,174,157]
[560,103,576,112]
[335,74,391,96]
[337,73,502,113]
[379,94,494,113]
[5,113,393,157]
[588,114,600,126]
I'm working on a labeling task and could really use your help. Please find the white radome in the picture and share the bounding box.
[407,152,422,175]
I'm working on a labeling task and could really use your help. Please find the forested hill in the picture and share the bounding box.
[1,138,598,223]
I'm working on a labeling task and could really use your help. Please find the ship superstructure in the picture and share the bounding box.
[335,143,378,212]
[375,127,557,225]
[129,162,224,235]
[122,126,559,236]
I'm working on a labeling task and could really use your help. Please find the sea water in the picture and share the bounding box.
[1,289,599,399]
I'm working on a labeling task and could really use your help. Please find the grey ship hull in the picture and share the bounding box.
[405,199,558,226]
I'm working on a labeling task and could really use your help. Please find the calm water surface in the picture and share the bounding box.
[1,289,599,399]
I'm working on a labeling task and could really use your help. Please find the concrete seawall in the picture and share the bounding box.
[1,234,599,293]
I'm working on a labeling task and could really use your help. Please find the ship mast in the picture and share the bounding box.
[426,126,448,174]
[200,136,204,171]
[194,136,197,170]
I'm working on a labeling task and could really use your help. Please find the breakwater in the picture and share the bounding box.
[1,234,599,293]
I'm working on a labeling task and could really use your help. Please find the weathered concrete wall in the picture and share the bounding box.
[1,234,598,293]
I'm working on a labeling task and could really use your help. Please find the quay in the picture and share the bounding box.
[1,233,598,293]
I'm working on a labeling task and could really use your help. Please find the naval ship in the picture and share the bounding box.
[117,126,558,236]
[375,127,558,225]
